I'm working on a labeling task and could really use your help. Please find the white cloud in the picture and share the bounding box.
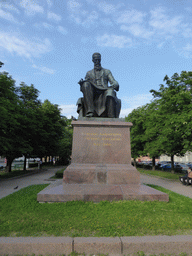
[0,31,51,58]
[60,104,77,119]
[20,0,44,15]
[0,3,20,13]
[97,2,117,15]
[120,24,153,39]
[181,24,192,38]
[46,0,53,8]
[120,93,153,117]
[97,34,132,48]
[149,7,182,35]
[117,9,146,24]
[57,26,68,35]
[67,0,82,13]
[178,43,192,58]
[0,8,19,23]
[43,22,54,30]
[100,18,113,26]
[67,0,98,27]
[82,11,98,27]
[34,22,53,30]
[47,11,62,22]
[32,64,55,74]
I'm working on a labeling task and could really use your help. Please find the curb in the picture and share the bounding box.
[1,235,192,255]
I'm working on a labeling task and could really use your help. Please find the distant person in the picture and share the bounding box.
[187,168,192,185]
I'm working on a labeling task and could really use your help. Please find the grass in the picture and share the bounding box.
[51,167,67,179]
[0,184,192,237]
[137,168,185,180]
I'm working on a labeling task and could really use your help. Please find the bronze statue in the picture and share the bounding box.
[77,53,121,118]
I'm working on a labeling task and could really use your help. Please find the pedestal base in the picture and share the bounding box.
[63,163,140,185]
[37,118,169,202]
[37,183,169,202]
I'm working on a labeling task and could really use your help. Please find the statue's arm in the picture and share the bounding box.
[107,70,119,91]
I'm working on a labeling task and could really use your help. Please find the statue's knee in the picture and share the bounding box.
[82,82,91,91]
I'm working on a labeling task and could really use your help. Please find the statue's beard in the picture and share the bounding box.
[94,64,101,71]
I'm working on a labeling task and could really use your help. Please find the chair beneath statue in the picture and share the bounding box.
[76,96,121,118]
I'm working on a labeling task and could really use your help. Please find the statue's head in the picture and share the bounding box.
[92,53,101,68]
[92,52,101,62]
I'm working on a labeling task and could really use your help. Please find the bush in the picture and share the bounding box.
[55,168,65,178]
[29,163,38,168]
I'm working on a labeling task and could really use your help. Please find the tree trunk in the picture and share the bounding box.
[23,155,27,171]
[152,156,156,171]
[5,157,14,173]
[134,158,137,167]
[171,155,175,173]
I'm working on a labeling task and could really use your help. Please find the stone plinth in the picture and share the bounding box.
[63,118,140,185]
[37,183,169,202]
[37,118,169,202]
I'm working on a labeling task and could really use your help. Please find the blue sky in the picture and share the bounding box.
[1,0,192,118]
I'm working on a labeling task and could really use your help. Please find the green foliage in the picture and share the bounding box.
[0,72,27,171]
[125,105,149,159]
[126,71,192,172]
[55,167,66,178]
[0,67,72,172]
[57,118,72,165]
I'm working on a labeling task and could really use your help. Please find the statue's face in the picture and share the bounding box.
[92,56,101,66]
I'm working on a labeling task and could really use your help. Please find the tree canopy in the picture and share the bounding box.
[0,66,72,172]
[126,71,192,172]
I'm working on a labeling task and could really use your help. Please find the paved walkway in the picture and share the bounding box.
[0,167,191,199]
[0,167,63,199]
[0,168,192,255]
[140,173,192,199]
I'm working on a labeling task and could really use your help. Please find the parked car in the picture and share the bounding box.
[160,163,185,173]
[186,163,192,169]
[178,163,188,172]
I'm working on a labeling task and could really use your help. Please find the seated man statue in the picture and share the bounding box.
[77,52,121,118]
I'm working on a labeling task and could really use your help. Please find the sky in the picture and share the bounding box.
[1,0,192,119]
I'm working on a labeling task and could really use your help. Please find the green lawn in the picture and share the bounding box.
[137,168,184,180]
[0,184,192,237]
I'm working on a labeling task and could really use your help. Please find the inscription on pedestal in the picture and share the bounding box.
[82,132,122,147]
[71,120,132,164]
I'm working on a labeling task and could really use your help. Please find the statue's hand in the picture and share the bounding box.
[78,79,84,86]
[113,84,119,91]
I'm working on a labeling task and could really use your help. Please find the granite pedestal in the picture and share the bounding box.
[37,118,169,202]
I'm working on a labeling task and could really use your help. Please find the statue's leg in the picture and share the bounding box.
[106,96,116,118]
[81,82,94,117]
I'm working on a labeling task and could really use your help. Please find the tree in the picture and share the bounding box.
[150,71,192,172]
[0,62,4,68]
[16,83,42,170]
[40,100,66,160]
[0,72,26,172]
[142,100,164,170]
[57,117,73,165]
[125,105,148,166]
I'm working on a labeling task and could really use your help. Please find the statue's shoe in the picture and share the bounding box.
[86,112,94,117]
